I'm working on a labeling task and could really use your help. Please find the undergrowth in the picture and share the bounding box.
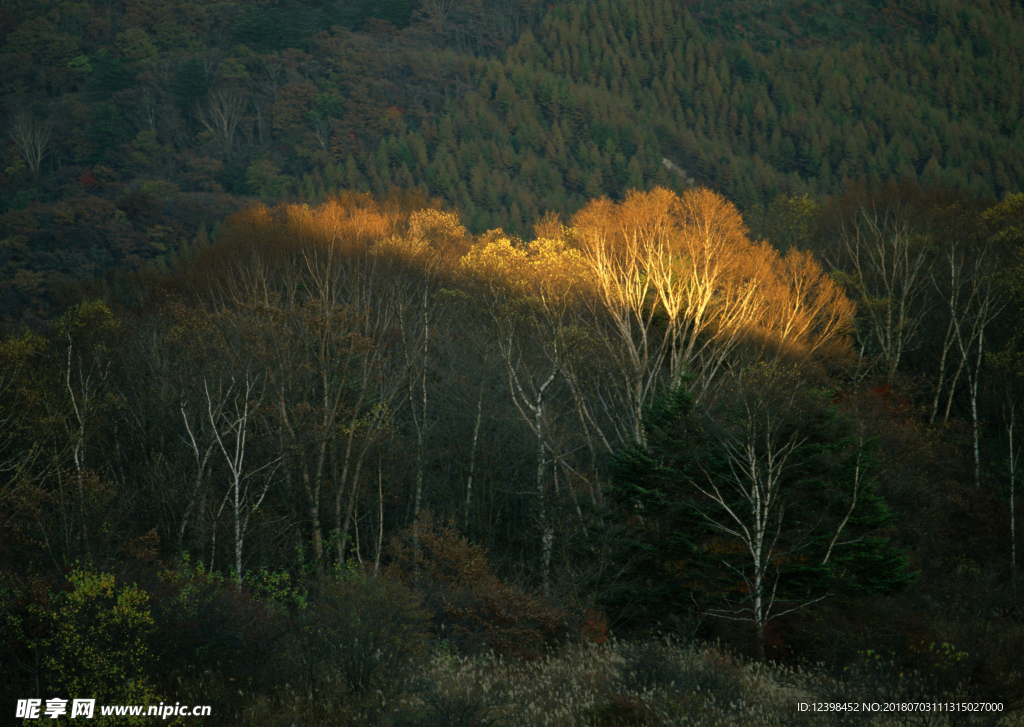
[240,637,1023,727]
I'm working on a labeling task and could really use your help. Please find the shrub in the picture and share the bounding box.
[389,514,571,660]
[148,559,296,710]
[299,571,430,700]
[36,570,161,725]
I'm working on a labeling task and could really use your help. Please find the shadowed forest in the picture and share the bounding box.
[2,0,1024,725]
[1,186,1022,724]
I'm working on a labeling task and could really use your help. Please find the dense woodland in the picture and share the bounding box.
[2,0,1024,725]
[2,0,1023,325]
[1,186,1022,723]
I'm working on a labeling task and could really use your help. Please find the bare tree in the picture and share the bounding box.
[821,209,931,381]
[45,302,117,562]
[928,231,1009,485]
[324,246,413,565]
[990,352,1024,595]
[384,214,458,532]
[178,398,217,556]
[311,114,332,154]
[499,323,564,597]
[196,85,248,160]
[7,108,52,176]
[462,234,588,595]
[427,286,506,530]
[0,344,47,538]
[697,370,811,660]
[194,200,417,569]
[205,373,279,589]
[130,87,160,133]
[687,366,880,660]
[573,194,671,446]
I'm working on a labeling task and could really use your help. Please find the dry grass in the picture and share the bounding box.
[232,636,1023,727]
[388,639,1023,727]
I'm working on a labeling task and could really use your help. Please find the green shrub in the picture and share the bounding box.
[148,559,299,721]
[37,570,161,725]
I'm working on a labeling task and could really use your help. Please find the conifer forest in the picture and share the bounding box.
[1,0,1023,724]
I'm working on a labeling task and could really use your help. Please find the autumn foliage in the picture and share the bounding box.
[2,186,1022,723]
[389,514,574,660]
[571,187,854,373]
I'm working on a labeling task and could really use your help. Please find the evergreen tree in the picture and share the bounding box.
[608,369,915,657]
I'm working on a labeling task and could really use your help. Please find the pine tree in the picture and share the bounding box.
[609,372,915,655]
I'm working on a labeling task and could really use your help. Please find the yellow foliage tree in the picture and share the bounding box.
[568,187,852,444]
[37,570,161,725]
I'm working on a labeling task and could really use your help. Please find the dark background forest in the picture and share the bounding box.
[1,0,1024,725]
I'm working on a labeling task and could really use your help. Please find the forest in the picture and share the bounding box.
[2,0,1024,725]
[2,0,1023,325]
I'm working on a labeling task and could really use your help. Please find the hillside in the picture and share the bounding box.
[2,0,1023,326]
[1,188,1022,721]
[1,1,1024,721]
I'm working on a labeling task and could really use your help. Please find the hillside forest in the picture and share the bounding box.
[2,0,1024,725]
[2,0,1023,324]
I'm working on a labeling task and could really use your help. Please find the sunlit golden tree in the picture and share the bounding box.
[568,187,852,445]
